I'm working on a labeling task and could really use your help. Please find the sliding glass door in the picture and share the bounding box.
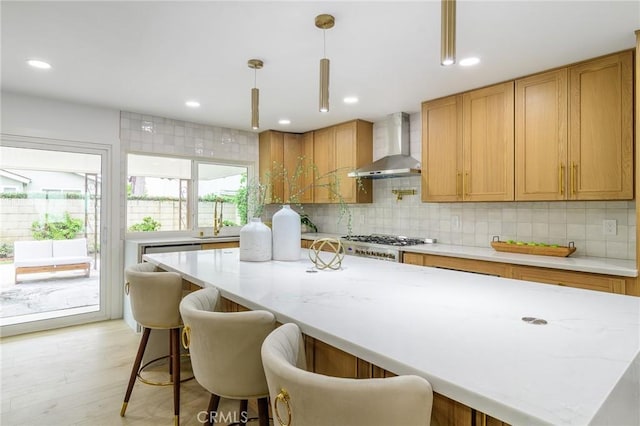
[0,140,109,335]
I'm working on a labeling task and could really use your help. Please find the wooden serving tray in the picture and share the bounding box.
[490,239,576,257]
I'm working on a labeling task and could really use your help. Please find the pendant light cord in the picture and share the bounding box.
[253,68,257,89]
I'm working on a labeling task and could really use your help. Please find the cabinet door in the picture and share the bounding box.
[282,133,302,203]
[422,95,463,202]
[515,69,568,200]
[298,132,315,203]
[335,121,357,202]
[313,126,336,203]
[258,131,284,203]
[568,51,633,200]
[463,82,515,201]
[510,266,626,294]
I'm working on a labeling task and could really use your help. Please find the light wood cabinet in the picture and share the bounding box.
[312,126,335,203]
[259,130,315,204]
[201,241,239,250]
[422,82,514,202]
[510,265,626,294]
[568,51,633,200]
[313,120,373,204]
[463,82,515,201]
[402,251,636,296]
[515,69,568,200]
[516,51,633,200]
[259,130,285,203]
[422,95,463,201]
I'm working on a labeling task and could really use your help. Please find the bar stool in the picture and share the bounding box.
[261,323,434,426]
[120,262,184,426]
[180,287,274,426]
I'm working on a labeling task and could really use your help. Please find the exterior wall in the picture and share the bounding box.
[299,113,637,261]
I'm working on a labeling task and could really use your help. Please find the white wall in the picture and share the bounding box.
[1,91,123,321]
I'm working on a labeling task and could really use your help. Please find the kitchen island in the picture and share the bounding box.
[144,248,640,426]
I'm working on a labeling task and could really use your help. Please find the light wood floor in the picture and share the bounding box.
[1,320,256,426]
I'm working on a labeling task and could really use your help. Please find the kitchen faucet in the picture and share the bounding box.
[213,197,224,236]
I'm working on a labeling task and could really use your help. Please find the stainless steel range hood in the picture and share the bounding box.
[348,112,421,179]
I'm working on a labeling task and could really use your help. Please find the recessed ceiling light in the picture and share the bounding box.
[343,96,359,104]
[27,59,52,69]
[278,119,291,125]
[185,100,200,108]
[459,57,480,67]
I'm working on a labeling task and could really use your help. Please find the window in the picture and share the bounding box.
[126,154,248,233]
[3,187,17,193]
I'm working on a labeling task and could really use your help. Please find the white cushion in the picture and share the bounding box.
[13,240,52,262]
[52,238,88,258]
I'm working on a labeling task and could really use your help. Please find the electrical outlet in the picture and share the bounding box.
[603,219,617,236]
[452,215,461,231]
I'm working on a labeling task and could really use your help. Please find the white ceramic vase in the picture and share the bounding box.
[239,217,272,262]
[272,205,301,261]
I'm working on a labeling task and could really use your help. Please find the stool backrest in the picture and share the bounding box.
[180,287,276,399]
[261,323,434,426]
[125,262,183,329]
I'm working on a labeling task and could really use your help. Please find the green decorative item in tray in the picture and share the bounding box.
[490,236,576,257]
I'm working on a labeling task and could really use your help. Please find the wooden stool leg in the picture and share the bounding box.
[172,328,181,426]
[239,399,248,425]
[257,397,269,426]
[169,329,174,376]
[206,394,221,426]
[120,327,151,416]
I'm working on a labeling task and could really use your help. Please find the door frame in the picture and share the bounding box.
[0,135,115,336]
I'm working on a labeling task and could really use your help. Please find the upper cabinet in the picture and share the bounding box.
[516,51,633,200]
[421,95,462,201]
[422,82,514,202]
[259,130,314,204]
[313,120,373,204]
[260,120,373,205]
[515,69,568,200]
[463,82,515,201]
[568,51,633,200]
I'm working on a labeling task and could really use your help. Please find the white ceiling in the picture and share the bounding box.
[2,1,638,134]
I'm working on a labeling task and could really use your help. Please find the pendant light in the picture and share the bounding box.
[248,59,264,129]
[315,14,335,113]
[441,0,456,66]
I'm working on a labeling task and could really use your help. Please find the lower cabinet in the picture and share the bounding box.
[219,295,508,426]
[201,241,239,250]
[402,252,636,296]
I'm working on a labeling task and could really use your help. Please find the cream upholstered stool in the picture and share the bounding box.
[121,262,184,426]
[179,287,275,426]
[261,323,434,426]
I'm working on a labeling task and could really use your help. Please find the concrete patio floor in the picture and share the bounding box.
[0,261,99,319]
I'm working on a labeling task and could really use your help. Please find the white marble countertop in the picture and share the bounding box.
[301,233,638,277]
[144,249,640,426]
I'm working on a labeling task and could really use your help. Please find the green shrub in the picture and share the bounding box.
[31,212,84,240]
[0,242,14,258]
[129,216,161,232]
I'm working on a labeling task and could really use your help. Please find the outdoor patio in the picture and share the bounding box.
[0,261,99,320]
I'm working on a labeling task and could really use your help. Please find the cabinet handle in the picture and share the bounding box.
[570,163,577,195]
[464,172,470,197]
[559,164,565,196]
[456,172,462,197]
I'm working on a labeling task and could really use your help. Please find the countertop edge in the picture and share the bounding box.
[301,233,638,277]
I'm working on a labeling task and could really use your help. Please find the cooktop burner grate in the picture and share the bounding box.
[341,234,428,247]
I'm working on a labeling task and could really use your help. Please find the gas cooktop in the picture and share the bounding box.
[341,234,435,247]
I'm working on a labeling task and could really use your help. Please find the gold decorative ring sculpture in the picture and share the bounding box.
[308,238,344,270]
[181,325,191,349]
[274,389,292,426]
